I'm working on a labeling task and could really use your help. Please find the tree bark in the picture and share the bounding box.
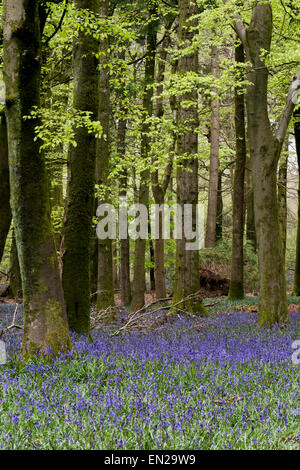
[9,229,22,299]
[205,45,220,248]
[228,42,247,300]
[118,113,131,306]
[293,109,300,295]
[96,0,114,314]
[0,111,11,264]
[172,0,207,316]
[216,169,223,243]
[242,3,288,325]
[62,0,100,332]
[246,156,256,251]
[131,1,158,312]
[278,141,288,261]
[3,0,71,356]
[151,29,173,300]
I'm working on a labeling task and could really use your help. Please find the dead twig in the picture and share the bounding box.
[0,304,22,339]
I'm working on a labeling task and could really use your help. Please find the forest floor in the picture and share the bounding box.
[0,298,299,450]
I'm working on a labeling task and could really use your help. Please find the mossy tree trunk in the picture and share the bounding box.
[293,109,300,295]
[0,111,11,264]
[62,0,100,332]
[3,0,71,356]
[228,42,247,300]
[130,1,158,312]
[96,0,114,314]
[172,0,207,316]
[235,2,299,325]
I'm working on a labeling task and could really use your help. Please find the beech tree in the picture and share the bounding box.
[62,0,100,332]
[96,0,114,313]
[228,41,246,300]
[235,2,300,325]
[3,0,71,356]
[172,0,207,316]
[131,0,158,312]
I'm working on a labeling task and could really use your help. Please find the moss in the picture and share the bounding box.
[43,299,72,355]
[171,288,209,317]
[228,281,244,300]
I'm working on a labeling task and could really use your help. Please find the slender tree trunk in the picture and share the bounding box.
[149,220,156,292]
[62,0,100,332]
[244,4,288,325]
[131,1,158,312]
[293,110,300,295]
[216,169,223,243]
[96,0,114,313]
[0,111,11,264]
[205,45,220,248]
[151,28,173,300]
[118,114,131,306]
[9,229,22,299]
[278,141,288,260]
[3,0,71,356]
[246,156,256,251]
[172,0,207,316]
[228,42,247,299]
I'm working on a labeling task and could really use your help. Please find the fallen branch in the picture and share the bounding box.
[0,304,22,339]
[111,291,207,337]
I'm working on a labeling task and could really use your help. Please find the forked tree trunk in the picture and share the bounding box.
[0,111,11,264]
[229,42,247,300]
[240,3,289,325]
[96,0,114,314]
[3,0,71,356]
[62,0,100,332]
[172,0,207,316]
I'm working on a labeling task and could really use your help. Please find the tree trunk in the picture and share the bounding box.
[244,4,288,325]
[0,111,11,264]
[293,109,300,295]
[149,220,156,292]
[118,113,131,306]
[62,0,100,332]
[9,229,22,300]
[246,156,256,251]
[228,42,247,300]
[151,28,173,300]
[131,1,158,312]
[3,0,71,356]
[96,0,114,314]
[172,0,207,316]
[205,45,220,248]
[278,141,288,261]
[216,169,223,243]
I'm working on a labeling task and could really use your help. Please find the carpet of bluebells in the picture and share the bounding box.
[0,301,299,450]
